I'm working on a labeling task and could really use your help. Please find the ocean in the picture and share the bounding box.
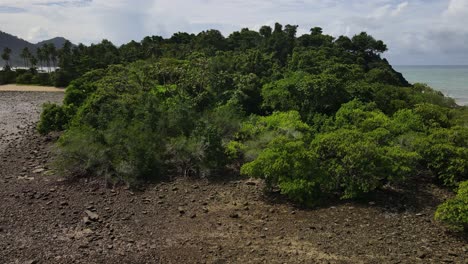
[394,65,468,106]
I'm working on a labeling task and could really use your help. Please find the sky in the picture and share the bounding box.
[0,0,467,65]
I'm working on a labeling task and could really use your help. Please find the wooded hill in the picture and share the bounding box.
[0,31,70,66]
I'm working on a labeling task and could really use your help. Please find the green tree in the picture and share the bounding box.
[2,47,12,69]
[20,47,32,68]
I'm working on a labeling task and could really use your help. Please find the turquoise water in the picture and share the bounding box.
[394,65,468,106]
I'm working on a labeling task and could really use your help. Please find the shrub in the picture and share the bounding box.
[237,108,419,203]
[0,70,17,84]
[57,91,166,182]
[311,129,419,199]
[15,72,34,84]
[365,68,402,86]
[31,73,53,86]
[241,136,324,205]
[37,103,72,134]
[235,112,325,204]
[261,72,349,117]
[435,181,468,231]
[413,103,450,128]
[419,127,468,186]
[54,63,244,182]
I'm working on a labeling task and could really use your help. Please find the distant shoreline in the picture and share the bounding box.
[0,84,64,92]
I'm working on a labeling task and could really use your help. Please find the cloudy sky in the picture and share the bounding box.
[0,0,467,65]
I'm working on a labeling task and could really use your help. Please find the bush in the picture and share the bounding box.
[413,103,450,128]
[0,70,17,84]
[241,136,324,205]
[53,63,244,182]
[37,103,72,134]
[435,181,468,231]
[36,68,109,134]
[32,73,53,86]
[261,72,349,117]
[16,72,34,84]
[418,127,468,186]
[311,129,419,199]
[57,88,166,182]
[236,108,419,202]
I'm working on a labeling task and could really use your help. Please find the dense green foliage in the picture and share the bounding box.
[0,68,16,84]
[435,181,468,231]
[38,24,467,210]
[0,68,56,86]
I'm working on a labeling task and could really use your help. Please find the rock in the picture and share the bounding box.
[229,212,240,219]
[178,207,185,214]
[24,260,38,264]
[78,243,89,249]
[190,213,197,219]
[245,179,257,186]
[83,217,91,225]
[417,251,427,259]
[84,210,99,221]
[32,168,45,174]
[60,201,69,206]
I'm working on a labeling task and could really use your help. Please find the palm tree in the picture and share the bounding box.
[20,47,32,68]
[43,44,51,72]
[1,47,12,69]
[49,44,58,69]
[36,47,46,71]
[29,55,38,69]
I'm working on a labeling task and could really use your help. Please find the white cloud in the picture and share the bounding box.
[391,1,408,16]
[0,0,467,64]
[445,0,468,16]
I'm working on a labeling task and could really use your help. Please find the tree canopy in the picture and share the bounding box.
[32,23,467,230]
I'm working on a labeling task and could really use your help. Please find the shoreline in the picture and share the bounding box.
[0,84,65,92]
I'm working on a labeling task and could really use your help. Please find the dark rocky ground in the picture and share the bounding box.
[0,91,467,264]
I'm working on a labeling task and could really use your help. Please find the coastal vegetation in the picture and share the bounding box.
[32,23,467,231]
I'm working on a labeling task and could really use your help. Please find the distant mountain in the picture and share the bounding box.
[36,37,70,50]
[0,31,36,66]
[0,31,73,67]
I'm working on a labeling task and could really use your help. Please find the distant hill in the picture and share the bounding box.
[0,31,36,66]
[36,37,70,50]
[0,31,73,67]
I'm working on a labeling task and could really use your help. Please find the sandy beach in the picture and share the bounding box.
[0,84,64,92]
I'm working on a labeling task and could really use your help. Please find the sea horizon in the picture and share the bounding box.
[394,65,468,106]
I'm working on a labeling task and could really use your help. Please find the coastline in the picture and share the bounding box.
[0,84,64,92]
